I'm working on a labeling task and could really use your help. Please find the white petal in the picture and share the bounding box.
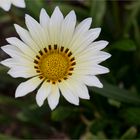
[0,0,11,11]
[72,28,101,55]
[81,75,103,88]
[1,46,35,69]
[40,8,50,28]
[25,14,48,48]
[89,40,109,51]
[8,66,37,78]
[60,10,76,47]
[15,77,42,98]
[6,37,36,59]
[76,40,109,58]
[74,65,109,75]
[77,51,111,65]
[1,58,17,68]
[68,18,92,51]
[91,52,111,63]
[72,18,92,42]
[48,85,60,110]
[1,57,34,68]
[14,24,40,52]
[11,0,25,8]
[1,45,26,59]
[49,6,64,45]
[75,60,96,69]
[91,65,110,75]
[1,55,33,70]
[86,28,101,42]
[39,8,50,43]
[58,81,79,105]
[67,78,90,99]
[11,57,34,67]
[36,81,51,107]
[75,18,92,34]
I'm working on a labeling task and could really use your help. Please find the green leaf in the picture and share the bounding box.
[26,0,45,17]
[90,119,107,134]
[111,39,136,51]
[90,0,106,26]
[51,106,79,121]
[81,132,96,140]
[0,94,27,107]
[122,107,140,125]
[17,104,49,125]
[108,98,121,108]
[124,1,140,37]
[0,134,17,140]
[81,132,103,140]
[133,19,140,46]
[120,126,137,139]
[90,81,140,105]
[81,130,107,140]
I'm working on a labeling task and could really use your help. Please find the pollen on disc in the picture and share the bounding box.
[40,53,69,81]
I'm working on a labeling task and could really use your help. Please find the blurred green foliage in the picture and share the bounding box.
[0,0,140,139]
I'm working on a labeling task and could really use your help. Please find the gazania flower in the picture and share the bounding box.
[1,7,111,110]
[0,0,25,11]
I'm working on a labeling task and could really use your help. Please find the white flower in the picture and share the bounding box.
[0,0,25,11]
[1,7,111,110]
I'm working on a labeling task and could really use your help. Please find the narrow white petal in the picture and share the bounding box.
[72,18,92,43]
[91,65,110,75]
[6,37,36,59]
[72,28,101,55]
[15,77,42,98]
[1,45,25,59]
[75,60,96,69]
[11,0,25,8]
[87,28,101,42]
[0,0,11,11]
[58,81,79,105]
[75,18,92,34]
[68,18,92,51]
[1,46,33,68]
[8,66,37,78]
[25,14,48,48]
[67,78,90,99]
[76,40,109,58]
[1,56,35,69]
[81,75,103,88]
[48,85,60,110]
[60,10,76,47]
[89,41,109,51]
[40,8,50,27]
[76,40,108,57]
[49,6,64,45]
[74,65,109,75]
[1,58,17,68]
[14,24,40,52]
[92,52,111,63]
[1,45,33,64]
[36,81,51,107]
[39,8,50,43]
[77,51,111,64]
[12,57,34,67]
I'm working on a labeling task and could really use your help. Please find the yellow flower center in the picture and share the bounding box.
[40,53,69,80]
[34,45,76,84]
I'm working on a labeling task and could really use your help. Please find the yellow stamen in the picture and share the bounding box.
[40,53,69,81]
